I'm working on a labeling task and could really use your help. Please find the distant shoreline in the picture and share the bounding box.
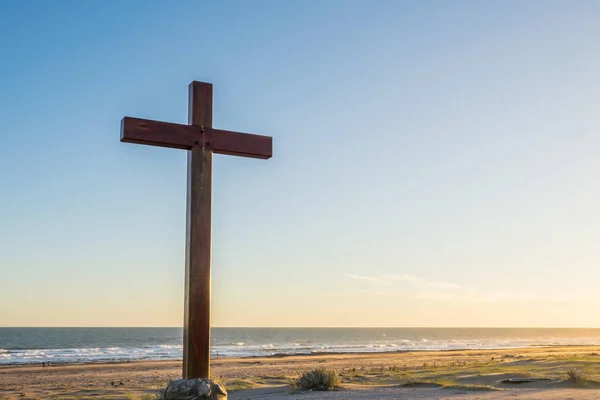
[2,343,598,368]
[5,327,600,365]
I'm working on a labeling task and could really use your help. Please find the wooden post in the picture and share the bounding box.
[120,80,272,381]
[183,82,213,379]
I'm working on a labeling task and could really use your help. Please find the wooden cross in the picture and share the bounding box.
[120,81,272,379]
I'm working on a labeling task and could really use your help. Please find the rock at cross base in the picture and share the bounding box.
[163,378,227,400]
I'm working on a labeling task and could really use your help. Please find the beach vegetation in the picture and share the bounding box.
[566,368,585,383]
[210,373,259,391]
[562,367,600,387]
[139,394,163,400]
[225,378,256,391]
[291,367,341,391]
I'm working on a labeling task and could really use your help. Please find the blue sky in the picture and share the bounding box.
[1,1,600,327]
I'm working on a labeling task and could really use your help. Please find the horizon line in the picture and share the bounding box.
[2,326,600,329]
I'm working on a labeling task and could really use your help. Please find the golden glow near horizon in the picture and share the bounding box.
[2,271,598,328]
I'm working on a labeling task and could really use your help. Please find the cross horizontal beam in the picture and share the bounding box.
[121,117,272,159]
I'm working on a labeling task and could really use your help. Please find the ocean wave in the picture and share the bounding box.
[0,345,183,365]
[3,334,600,365]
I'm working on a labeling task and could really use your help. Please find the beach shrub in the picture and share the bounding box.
[224,378,255,391]
[139,395,163,400]
[210,372,227,390]
[566,368,585,383]
[291,368,341,391]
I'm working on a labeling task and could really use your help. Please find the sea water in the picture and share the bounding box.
[2,327,600,365]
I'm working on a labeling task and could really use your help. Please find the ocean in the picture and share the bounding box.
[2,327,600,365]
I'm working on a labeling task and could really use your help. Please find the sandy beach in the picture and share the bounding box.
[3,346,600,399]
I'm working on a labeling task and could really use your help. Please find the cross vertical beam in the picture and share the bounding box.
[120,80,272,381]
[183,81,213,379]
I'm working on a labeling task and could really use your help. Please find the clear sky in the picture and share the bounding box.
[1,1,600,328]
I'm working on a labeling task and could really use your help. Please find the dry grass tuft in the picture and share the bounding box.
[566,368,585,383]
[291,368,341,391]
